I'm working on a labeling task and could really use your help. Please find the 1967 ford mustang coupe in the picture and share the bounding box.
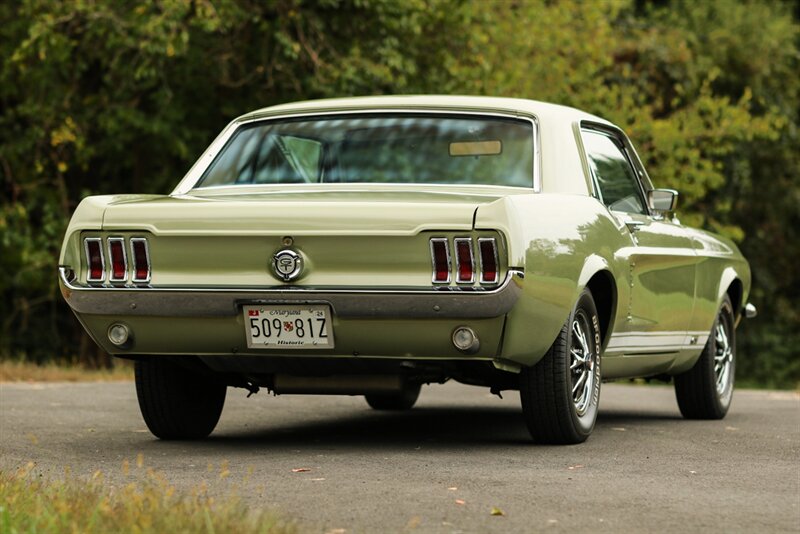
[59,96,756,444]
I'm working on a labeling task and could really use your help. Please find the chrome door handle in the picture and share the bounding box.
[625,220,645,233]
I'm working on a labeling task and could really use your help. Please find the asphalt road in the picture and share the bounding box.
[1,380,798,533]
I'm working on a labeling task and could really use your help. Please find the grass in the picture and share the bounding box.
[0,360,134,383]
[0,462,295,534]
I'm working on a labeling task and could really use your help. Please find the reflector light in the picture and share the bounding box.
[84,238,104,282]
[107,237,127,282]
[130,238,151,283]
[478,238,499,284]
[430,238,451,284]
[454,238,474,283]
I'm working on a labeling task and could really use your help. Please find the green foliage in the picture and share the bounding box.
[0,0,797,386]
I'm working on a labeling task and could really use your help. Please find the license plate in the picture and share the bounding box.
[243,305,334,349]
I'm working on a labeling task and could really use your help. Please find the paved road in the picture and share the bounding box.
[1,380,798,533]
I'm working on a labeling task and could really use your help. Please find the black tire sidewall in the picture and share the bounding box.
[710,297,736,413]
[568,290,602,436]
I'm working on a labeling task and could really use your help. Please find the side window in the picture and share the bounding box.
[581,129,646,215]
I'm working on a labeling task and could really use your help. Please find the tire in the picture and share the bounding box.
[365,384,421,410]
[520,288,602,444]
[134,358,227,440]
[674,295,735,419]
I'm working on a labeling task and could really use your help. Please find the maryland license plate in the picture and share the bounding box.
[243,305,334,349]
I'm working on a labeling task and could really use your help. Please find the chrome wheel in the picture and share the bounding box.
[714,320,734,396]
[570,311,596,416]
[674,294,735,420]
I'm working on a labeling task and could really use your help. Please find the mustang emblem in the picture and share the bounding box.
[272,249,302,282]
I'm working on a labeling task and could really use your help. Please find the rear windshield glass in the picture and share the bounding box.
[196,114,534,188]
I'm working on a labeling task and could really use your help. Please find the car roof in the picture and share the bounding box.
[238,95,614,127]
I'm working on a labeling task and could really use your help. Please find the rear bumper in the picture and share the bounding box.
[59,267,524,319]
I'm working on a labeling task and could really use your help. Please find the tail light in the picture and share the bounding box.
[478,238,499,284]
[454,238,474,283]
[130,238,151,283]
[84,238,104,282]
[430,238,451,284]
[107,237,127,282]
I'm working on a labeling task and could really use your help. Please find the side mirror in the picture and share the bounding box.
[648,188,678,214]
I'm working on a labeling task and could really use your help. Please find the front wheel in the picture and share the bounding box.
[674,295,735,419]
[520,288,602,444]
[135,358,227,440]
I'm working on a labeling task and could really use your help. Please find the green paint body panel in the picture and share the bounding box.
[59,96,752,383]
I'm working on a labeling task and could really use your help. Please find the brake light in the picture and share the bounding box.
[84,238,104,282]
[454,238,474,283]
[478,238,498,284]
[430,238,450,284]
[130,238,151,283]
[107,237,127,282]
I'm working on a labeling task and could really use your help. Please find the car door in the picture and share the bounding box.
[580,124,698,360]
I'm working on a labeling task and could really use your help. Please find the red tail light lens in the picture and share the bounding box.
[130,238,151,283]
[84,238,104,282]
[107,237,127,282]
[454,238,474,283]
[478,238,499,284]
[430,238,451,284]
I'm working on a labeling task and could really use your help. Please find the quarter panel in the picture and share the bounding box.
[480,194,631,367]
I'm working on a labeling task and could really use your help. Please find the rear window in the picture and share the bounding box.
[197,114,534,188]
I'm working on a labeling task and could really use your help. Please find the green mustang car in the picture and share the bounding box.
[59,96,756,444]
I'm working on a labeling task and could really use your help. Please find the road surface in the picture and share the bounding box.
[1,380,798,533]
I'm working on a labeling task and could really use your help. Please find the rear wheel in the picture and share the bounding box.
[674,295,735,419]
[135,358,227,440]
[365,384,421,410]
[520,288,602,444]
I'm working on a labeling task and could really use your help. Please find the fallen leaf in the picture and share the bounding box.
[455,499,466,505]
[406,516,421,529]
[292,467,311,473]
[490,507,504,516]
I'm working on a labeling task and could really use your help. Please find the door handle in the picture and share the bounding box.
[625,220,645,233]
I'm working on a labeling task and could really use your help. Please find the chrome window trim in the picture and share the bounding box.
[171,110,542,195]
[130,237,152,284]
[84,237,105,283]
[106,237,128,283]
[477,237,499,284]
[429,237,451,285]
[454,237,476,284]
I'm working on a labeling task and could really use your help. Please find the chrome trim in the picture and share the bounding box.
[58,267,524,319]
[744,303,757,319]
[129,238,151,284]
[106,237,128,283]
[429,237,451,284]
[172,109,541,195]
[454,238,475,284]
[477,237,499,284]
[84,237,105,283]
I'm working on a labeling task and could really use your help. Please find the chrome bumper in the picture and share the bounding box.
[59,267,523,319]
